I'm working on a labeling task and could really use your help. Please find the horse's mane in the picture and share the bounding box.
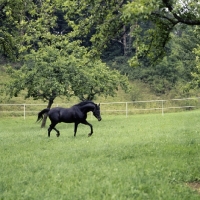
[74,101,95,107]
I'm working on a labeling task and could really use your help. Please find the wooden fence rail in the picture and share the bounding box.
[0,97,200,119]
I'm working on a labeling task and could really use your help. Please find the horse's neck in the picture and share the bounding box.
[80,103,94,113]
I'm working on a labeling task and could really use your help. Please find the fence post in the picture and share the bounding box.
[126,102,128,117]
[162,101,164,116]
[23,104,26,120]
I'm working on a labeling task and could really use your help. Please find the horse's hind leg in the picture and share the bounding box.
[74,122,79,137]
[48,123,59,137]
[48,125,52,137]
[53,127,60,137]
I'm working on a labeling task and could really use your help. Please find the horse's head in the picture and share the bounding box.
[93,103,102,121]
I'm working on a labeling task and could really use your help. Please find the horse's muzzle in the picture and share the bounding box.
[98,117,102,121]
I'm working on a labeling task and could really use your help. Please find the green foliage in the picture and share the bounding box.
[0,30,15,59]
[0,0,39,59]
[123,0,200,65]
[0,0,58,54]
[1,112,200,199]
[1,0,200,101]
[69,60,129,101]
[185,27,200,91]
[5,46,71,102]
[60,0,200,96]
[1,0,200,64]
[62,0,200,65]
[4,44,129,103]
[107,25,198,95]
[189,48,200,89]
[0,0,129,104]
[63,0,125,51]
[140,26,198,95]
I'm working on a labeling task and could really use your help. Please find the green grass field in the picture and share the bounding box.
[1,111,200,199]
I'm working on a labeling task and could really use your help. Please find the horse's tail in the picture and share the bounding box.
[36,108,50,122]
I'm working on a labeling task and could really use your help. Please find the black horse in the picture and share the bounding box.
[37,101,102,137]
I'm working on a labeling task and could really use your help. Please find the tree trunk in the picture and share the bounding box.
[41,98,54,128]
[123,25,127,56]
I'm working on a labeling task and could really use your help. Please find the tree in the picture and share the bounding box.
[188,26,200,91]
[61,0,200,96]
[63,0,200,65]
[0,0,129,128]
[121,0,200,65]
[0,0,59,59]
[0,30,14,59]
[0,0,27,59]
[1,0,200,64]
[68,60,129,101]
[5,46,72,126]
[4,44,129,126]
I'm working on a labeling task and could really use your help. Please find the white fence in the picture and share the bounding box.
[0,97,200,119]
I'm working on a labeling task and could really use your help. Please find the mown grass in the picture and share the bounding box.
[1,111,200,199]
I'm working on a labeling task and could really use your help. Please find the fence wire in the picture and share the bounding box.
[0,97,200,119]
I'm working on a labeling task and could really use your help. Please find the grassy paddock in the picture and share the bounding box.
[0,111,200,199]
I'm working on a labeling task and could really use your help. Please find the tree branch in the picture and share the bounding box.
[151,12,178,25]
[162,0,200,25]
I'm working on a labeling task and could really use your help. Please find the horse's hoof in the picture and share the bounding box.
[56,133,60,137]
[88,133,92,137]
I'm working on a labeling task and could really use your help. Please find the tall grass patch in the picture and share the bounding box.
[1,111,200,199]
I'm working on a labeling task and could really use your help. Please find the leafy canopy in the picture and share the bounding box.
[5,44,129,103]
[1,0,129,104]
[63,0,200,65]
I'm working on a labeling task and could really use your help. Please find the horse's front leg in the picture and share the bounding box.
[74,122,79,137]
[82,120,93,137]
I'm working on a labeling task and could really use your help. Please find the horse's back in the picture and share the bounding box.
[48,106,84,123]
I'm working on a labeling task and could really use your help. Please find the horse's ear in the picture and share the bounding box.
[98,103,100,107]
